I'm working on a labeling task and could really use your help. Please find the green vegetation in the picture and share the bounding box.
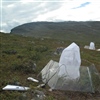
[11,21,100,42]
[0,32,100,100]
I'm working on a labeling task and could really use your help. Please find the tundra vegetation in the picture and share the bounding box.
[0,32,100,100]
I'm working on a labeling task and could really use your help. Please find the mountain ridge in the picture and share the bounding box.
[10,21,100,42]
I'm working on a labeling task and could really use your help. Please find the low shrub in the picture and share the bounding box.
[2,50,17,55]
[12,60,36,74]
[35,46,48,53]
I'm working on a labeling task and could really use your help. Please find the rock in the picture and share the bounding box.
[55,47,64,55]
[32,63,37,71]
[31,90,46,100]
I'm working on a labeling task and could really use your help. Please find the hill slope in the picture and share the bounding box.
[11,21,100,42]
[0,32,100,100]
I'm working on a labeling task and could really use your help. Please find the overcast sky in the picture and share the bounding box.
[0,0,100,33]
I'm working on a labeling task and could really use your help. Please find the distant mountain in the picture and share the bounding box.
[10,21,100,42]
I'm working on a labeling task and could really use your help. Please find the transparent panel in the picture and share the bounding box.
[54,67,94,93]
[89,65,100,92]
[41,60,100,93]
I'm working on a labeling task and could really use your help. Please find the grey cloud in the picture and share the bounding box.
[2,21,20,33]
[2,1,63,32]
[2,2,57,20]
